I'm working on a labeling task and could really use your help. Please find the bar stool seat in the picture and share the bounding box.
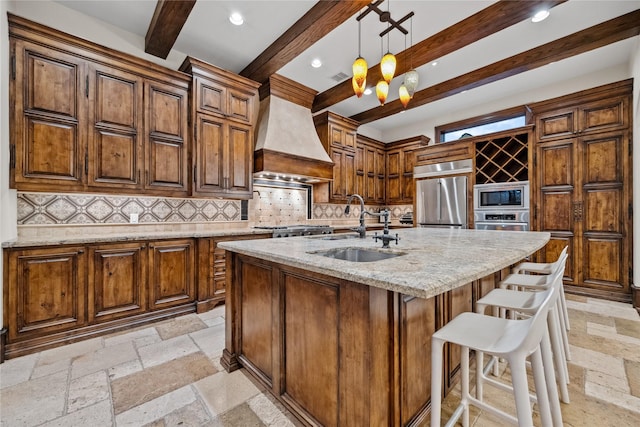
[431,284,559,427]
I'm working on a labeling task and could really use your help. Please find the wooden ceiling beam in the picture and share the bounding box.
[145,0,196,59]
[350,9,640,125]
[240,0,370,85]
[312,0,567,113]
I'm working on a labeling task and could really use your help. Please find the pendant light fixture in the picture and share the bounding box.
[376,80,389,105]
[403,16,419,97]
[352,17,367,96]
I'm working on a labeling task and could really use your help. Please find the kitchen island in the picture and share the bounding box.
[219,228,550,426]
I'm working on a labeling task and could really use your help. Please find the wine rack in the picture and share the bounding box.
[475,131,529,183]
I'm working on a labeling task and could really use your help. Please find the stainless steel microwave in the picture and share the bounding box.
[473,181,530,211]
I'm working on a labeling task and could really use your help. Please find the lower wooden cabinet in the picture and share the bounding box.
[148,239,195,310]
[2,234,261,359]
[5,246,87,342]
[88,242,146,322]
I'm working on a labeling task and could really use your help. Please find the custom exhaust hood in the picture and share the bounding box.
[254,74,334,182]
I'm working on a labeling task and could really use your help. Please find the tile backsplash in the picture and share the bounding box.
[17,192,242,225]
[16,189,413,227]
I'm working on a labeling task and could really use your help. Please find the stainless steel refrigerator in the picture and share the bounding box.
[415,176,468,228]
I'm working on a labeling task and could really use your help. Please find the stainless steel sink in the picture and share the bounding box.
[310,247,405,262]
[307,233,360,241]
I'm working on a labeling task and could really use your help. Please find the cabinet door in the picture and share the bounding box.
[355,144,365,199]
[226,122,253,197]
[11,40,86,190]
[578,130,630,295]
[227,87,255,124]
[195,76,226,116]
[578,97,629,135]
[6,246,86,341]
[330,148,345,200]
[88,243,146,322]
[386,150,402,203]
[148,239,195,310]
[144,81,189,194]
[87,64,143,189]
[375,149,386,203]
[402,148,416,202]
[194,113,225,194]
[535,108,577,141]
[365,146,376,202]
[536,138,578,285]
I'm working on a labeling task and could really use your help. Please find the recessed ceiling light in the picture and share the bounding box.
[531,10,549,23]
[229,12,244,26]
[431,61,438,67]
[311,58,322,68]
[364,88,372,95]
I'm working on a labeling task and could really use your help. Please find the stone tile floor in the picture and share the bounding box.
[1,295,639,426]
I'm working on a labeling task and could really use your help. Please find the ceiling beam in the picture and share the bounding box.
[145,0,196,59]
[350,9,640,125]
[312,0,568,113]
[240,0,370,85]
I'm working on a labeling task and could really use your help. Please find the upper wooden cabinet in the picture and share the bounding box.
[355,135,386,204]
[385,136,430,205]
[8,15,191,196]
[534,82,631,142]
[314,111,359,202]
[180,57,259,199]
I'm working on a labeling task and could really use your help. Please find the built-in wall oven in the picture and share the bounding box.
[473,181,530,231]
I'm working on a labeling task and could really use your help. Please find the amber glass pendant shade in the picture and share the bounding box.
[399,84,410,108]
[352,76,366,98]
[352,57,368,89]
[376,80,389,105]
[380,52,396,84]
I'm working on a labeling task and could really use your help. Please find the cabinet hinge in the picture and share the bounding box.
[10,144,16,169]
[534,206,537,221]
[629,203,633,220]
[193,166,197,184]
[10,54,16,80]
[630,267,634,285]
[85,76,89,98]
[84,153,88,176]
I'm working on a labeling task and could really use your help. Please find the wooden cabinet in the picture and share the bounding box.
[8,15,191,196]
[4,246,86,343]
[3,233,262,359]
[148,239,195,310]
[88,242,146,322]
[196,234,269,313]
[355,135,386,204]
[385,136,429,204]
[532,80,633,302]
[144,81,189,194]
[314,111,359,202]
[180,57,259,199]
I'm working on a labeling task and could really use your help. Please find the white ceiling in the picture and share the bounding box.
[53,0,639,139]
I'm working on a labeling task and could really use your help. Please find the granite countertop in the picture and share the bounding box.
[2,227,272,248]
[219,228,551,300]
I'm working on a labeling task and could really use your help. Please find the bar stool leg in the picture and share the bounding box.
[541,326,563,426]
[431,338,445,427]
[530,346,552,427]
[549,306,571,403]
[560,285,570,330]
[507,356,534,427]
[556,299,572,360]
[476,350,485,402]
[461,346,470,427]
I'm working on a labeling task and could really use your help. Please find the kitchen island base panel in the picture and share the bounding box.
[222,252,510,427]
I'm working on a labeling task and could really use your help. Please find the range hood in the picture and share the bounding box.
[254,74,333,182]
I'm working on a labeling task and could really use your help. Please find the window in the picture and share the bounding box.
[435,106,530,143]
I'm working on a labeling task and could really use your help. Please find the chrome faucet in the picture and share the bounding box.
[345,194,367,238]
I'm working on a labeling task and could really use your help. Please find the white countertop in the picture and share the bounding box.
[219,228,550,299]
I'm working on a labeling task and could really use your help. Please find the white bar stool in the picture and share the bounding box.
[512,246,570,332]
[431,284,559,427]
[475,260,569,427]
